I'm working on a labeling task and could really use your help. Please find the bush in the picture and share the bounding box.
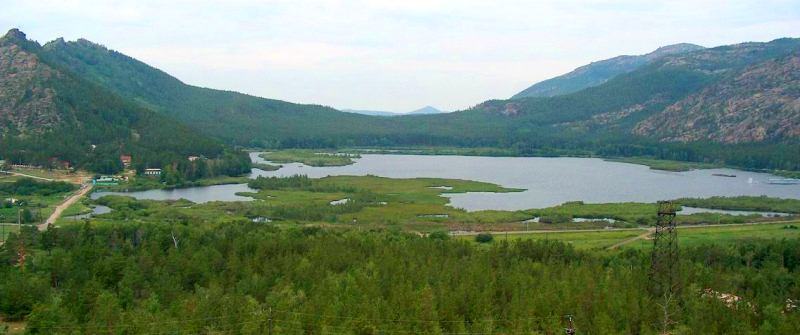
[475,233,494,243]
[428,231,450,240]
[539,214,572,224]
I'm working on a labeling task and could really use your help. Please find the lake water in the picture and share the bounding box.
[90,153,800,211]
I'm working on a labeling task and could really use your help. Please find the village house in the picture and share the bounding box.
[187,155,201,162]
[120,155,132,168]
[48,157,71,169]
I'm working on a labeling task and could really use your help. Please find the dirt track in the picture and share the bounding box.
[40,183,93,230]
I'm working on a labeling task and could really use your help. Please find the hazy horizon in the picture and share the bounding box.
[3,0,799,113]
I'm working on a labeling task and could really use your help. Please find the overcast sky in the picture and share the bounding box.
[3,0,799,113]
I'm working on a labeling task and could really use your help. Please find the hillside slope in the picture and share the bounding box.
[512,43,704,99]
[634,52,800,143]
[0,29,245,174]
[18,30,800,171]
[41,38,396,147]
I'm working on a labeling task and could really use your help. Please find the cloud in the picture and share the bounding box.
[3,0,799,112]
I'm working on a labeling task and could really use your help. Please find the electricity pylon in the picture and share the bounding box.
[650,201,679,298]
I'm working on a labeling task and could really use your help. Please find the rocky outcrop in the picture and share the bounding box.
[0,35,62,134]
[634,53,800,143]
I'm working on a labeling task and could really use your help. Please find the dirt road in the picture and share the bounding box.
[0,170,54,181]
[40,183,93,230]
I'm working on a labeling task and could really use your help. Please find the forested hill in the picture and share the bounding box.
[511,43,704,99]
[20,29,800,171]
[41,36,398,148]
[0,29,249,175]
[432,37,800,171]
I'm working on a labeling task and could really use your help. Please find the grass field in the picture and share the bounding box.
[0,224,20,241]
[467,229,646,250]
[7,167,90,183]
[458,222,800,250]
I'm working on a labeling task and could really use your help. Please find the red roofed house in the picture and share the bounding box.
[120,155,132,168]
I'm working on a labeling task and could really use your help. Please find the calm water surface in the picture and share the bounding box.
[91,153,800,211]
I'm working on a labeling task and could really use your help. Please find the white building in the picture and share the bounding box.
[144,168,162,177]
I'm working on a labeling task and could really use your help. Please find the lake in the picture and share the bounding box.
[91,153,800,211]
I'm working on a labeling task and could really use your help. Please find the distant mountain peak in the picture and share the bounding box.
[409,106,445,115]
[0,28,36,48]
[2,28,27,41]
[645,43,704,60]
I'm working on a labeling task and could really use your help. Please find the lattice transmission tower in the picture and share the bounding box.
[649,201,679,297]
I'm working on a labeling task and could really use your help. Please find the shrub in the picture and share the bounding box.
[428,231,450,240]
[475,233,494,243]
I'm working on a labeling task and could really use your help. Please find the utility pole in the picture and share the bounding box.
[268,307,273,335]
[563,314,576,335]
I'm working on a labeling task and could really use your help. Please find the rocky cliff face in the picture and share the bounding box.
[0,30,64,135]
[634,52,800,143]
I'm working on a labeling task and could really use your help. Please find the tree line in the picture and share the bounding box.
[1,222,798,334]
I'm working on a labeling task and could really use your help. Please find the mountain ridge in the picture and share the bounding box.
[8,28,800,172]
[511,43,705,99]
[0,29,249,175]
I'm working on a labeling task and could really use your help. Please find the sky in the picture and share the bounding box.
[2,0,799,113]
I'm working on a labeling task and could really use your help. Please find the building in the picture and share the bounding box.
[48,157,71,169]
[144,168,162,177]
[187,156,201,162]
[92,176,122,186]
[120,155,132,168]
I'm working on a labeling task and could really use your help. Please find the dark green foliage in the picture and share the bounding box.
[475,233,494,243]
[248,175,355,193]
[248,175,313,190]
[0,178,75,196]
[428,230,450,240]
[0,32,250,176]
[0,223,799,333]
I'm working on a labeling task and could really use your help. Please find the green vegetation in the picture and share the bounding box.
[0,224,19,241]
[259,150,359,167]
[37,32,800,173]
[1,222,799,333]
[243,175,526,230]
[774,170,800,179]
[0,173,798,333]
[0,178,77,224]
[459,222,800,250]
[475,232,493,243]
[606,157,719,171]
[347,147,521,157]
[96,175,250,192]
[0,179,75,196]
[463,229,646,250]
[252,162,282,171]
[0,30,251,177]
[676,196,800,214]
